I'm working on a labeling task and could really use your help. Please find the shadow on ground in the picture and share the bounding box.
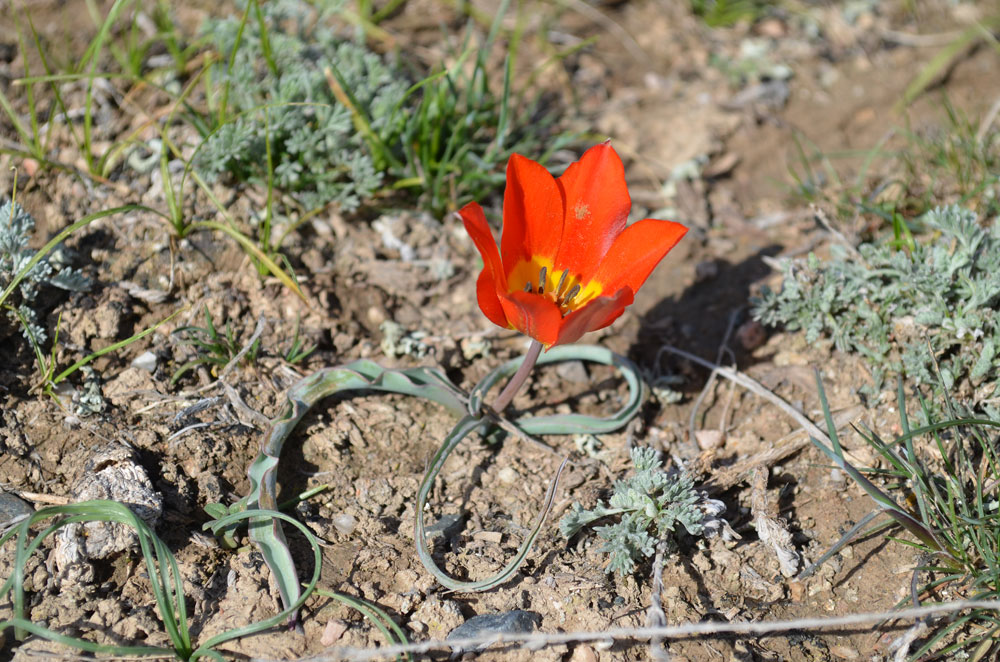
[632,245,782,391]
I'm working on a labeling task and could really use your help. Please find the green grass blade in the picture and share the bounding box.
[13,10,40,156]
[315,588,413,662]
[899,25,982,108]
[369,0,408,24]
[216,0,253,127]
[815,368,842,455]
[324,64,398,170]
[50,307,186,385]
[799,510,887,579]
[79,0,136,172]
[7,305,50,385]
[481,0,511,62]
[492,55,512,157]
[25,12,81,154]
[186,219,307,304]
[0,86,33,150]
[810,431,949,553]
[250,0,277,76]
[0,618,174,656]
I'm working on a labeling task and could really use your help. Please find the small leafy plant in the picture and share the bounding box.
[193,0,568,216]
[170,306,260,385]
[560,447,716,575]
[0,199,88,346]
[0,196,178,406]
[754,205,1000,412]
[282,315,316,365]
[195,0,404,212]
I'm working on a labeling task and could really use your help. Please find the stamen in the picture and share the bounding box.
[538,266,547,294]
[524,282,532,293]
[555,269,569,297]
[564,283,581,304]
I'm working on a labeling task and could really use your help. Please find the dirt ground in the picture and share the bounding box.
[2,1,998,660]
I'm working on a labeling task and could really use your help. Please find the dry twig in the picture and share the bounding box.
[645,537,671,662]
[276,600,1000,661]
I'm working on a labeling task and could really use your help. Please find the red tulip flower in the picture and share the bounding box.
[459,143,688,348]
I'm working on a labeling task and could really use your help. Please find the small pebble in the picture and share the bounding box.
[829,644,859,659]
[472,530,502,544]
[569,644,599,662]
[694,429,725,451]
[320,619,349,646]
[131,351,158,372]
[331,513,357,535]
[755,17,787,38]
[367,306,386,326]
[461,337,491,360]
[497,467,519,484]
[694,260,718,282]
[555,360,588,384]
[736,320,767,351]
[424,513,463,540]
[0,491,33,526]
[447,610,540,649]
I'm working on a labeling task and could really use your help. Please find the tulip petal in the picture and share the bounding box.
[459,202,510,328]
[499,290,563,347]
[501,154,565,274]
[592,218,687,295]
[554,287,633,346]
[475,269,509,329]
[554,143,631,279]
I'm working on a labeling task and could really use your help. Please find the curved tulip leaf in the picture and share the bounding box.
[198,508,322,652]
[249,360,467,516]
[226,361,468,613]
[216,345,646,613]
[413,415,568,591]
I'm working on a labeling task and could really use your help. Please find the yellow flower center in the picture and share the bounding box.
[508,257,603,316]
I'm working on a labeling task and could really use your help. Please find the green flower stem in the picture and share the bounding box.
[491,339,543,413]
